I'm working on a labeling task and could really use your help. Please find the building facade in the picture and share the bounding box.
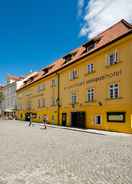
[0,86,4,117]
[2,75,24,119]
[17,19,132,133]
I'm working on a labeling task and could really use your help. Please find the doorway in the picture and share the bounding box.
[62,113,67,126]
[71,112,86,128]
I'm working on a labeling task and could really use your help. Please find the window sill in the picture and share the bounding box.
[84,71,96,76]
[51,105,57,107]
[70,103,79,105]
[69,78,78,81]
[105,97,123,101]
[85,100,96,104]
[105,61,122,68]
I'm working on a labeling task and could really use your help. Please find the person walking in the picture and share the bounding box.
[29,113,32,127]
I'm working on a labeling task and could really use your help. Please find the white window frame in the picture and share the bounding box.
[52,97,56,106]
[107,51,118,65]
[95,115,102,125]
[87,64,94,73]
[109,83,119,99]
[69,69,78,80]
[71,94,77,105]
[87,88,94,102]
[51,79,56,87]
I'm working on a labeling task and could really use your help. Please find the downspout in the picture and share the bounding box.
[57,72,60,125]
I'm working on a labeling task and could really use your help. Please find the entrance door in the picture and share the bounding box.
[71,112,86,128]
[62,113,67,126]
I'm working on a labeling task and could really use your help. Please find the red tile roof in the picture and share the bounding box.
[7,75,24,81]
[17,19,132,91]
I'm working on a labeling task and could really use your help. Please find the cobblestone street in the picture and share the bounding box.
[0,120,132,184]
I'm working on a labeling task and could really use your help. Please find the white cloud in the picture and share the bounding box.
[78,0,132,38]
[78,0,85,16]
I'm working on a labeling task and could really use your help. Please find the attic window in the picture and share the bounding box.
[63,54,72,64]
[63,51,77,64]
[42,64,54,75]
[83,40,95,53]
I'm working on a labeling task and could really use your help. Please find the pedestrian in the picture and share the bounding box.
[40,115,47,129]
[29,113,32,127]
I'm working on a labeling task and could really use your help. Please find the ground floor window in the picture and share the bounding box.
[95,115,101,124]
[107,112,126,122]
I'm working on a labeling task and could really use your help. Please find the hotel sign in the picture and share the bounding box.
[64,69,122,90]
[86,69,122,84]
[107,112,126,122]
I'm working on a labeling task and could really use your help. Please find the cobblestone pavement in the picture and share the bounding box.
[0,120,132,184]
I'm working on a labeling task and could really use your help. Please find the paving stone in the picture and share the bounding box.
[0,120,132,184]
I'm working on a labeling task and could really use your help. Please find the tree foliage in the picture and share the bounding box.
[0,92,4,103]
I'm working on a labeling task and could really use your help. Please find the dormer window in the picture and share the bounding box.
[42,64,54,75]
[83,40,96,53]
[63,51,77,64]
[86,42,95,52]
[63,54,72,64]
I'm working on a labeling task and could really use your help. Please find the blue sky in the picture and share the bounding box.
[0,0,132,84]
[0,0,87,84]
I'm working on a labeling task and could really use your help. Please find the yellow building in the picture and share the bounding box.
[17,19,132,133]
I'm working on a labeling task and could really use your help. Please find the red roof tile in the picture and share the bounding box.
[17,19,132,91]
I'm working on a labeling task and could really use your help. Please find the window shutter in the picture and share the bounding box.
[85,93,88,102]
[115,51,118,63]
[69,72,72,80]
[107,55,110,65]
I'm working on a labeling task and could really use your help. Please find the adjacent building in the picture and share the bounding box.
[17,19,132,133]
[2,75,24,118]
[0,85,4,116]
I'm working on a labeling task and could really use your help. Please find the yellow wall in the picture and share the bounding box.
[17,34,132,133]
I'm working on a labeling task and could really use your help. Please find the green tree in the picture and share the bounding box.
[0,92,4,103]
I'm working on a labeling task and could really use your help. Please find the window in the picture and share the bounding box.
[109,83,119,99]
[86,43,95,52]
[42,99,46,107]
[38,99,41,108]
[51,79,56,87]
[87,64,94,73]
[71,94,77,105]
[107,51,118,65]
[63,54,72,63]
[69,69,78,80]
[37,84,45,92]
[87,88,94,102]
[95,115,101,124]
[51,114,55,124]
[83,40,96,53]
[52,97,56,106]
[27,101,32,110]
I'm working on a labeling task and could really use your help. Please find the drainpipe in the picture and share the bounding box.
[57,72,60,125]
